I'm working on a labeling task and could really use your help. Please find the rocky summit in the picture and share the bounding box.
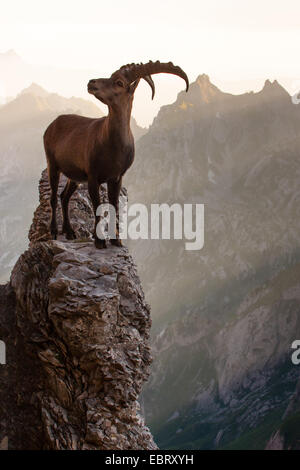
[0,170,157,450]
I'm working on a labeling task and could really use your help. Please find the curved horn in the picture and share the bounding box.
[113,61,189,93]
[143,75,155,100]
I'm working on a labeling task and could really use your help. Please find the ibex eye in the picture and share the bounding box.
[116,80,124,87]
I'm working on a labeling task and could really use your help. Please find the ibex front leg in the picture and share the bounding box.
[47,162,60,240]
[60,179,78,239]
[88,177,107,249]
[108,178,123,247]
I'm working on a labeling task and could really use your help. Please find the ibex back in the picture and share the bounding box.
[44,61,189,248]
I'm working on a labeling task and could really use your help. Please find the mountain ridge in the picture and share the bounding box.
[125,74,300,449]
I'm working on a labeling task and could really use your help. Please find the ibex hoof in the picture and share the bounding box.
[50,228,58,240]
[94,238,107,249]
[62,225,76,240]
[65,230,76,240]
[110,239,123,247]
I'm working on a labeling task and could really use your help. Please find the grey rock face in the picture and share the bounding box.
[266,377,300,450]
[0,170,156,450]
[126,76,300,448]
[265,431,285,450]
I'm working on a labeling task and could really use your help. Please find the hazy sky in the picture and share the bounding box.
[1,0,300,126]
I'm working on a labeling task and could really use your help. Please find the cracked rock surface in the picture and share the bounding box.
[0,170,157,450]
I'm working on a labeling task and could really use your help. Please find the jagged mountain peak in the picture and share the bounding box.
[158,74,224,119]
[264,78,280,88]
[261,78,290,98]
[19,83,49,97]
[195,73,211,84]
[188,73,222,103]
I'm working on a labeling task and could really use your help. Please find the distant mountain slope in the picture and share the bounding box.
[125,75,300,449]
[0,83,145,282]
[0,49,100,104]
[0,82,104,127]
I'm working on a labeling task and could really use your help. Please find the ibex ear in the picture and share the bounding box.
[129,79,140,95]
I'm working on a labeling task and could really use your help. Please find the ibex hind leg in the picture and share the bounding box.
[47,161,60,240]
[60,179,78,239]
[107,178,123,247]
[88,177,107,249]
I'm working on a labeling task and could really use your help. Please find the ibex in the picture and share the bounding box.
[44,61,189,248]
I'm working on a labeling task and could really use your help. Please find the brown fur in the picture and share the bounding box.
[44,73,138,248]
[44,62,188,249]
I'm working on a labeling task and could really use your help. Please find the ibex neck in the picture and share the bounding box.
[107,103,132,143]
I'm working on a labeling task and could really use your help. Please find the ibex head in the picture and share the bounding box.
[87,60,189,106]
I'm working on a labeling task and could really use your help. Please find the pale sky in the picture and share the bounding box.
[1,0,300,126]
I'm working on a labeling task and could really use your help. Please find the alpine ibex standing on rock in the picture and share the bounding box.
[44,61,189,248]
